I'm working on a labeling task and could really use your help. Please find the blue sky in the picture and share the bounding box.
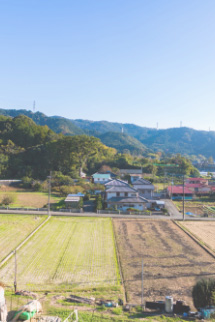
[0,0,215,130]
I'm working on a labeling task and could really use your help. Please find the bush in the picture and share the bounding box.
[1,194,16,206]
[192,278,215,309]
[32,181,42,191]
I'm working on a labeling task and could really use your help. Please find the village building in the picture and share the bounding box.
[92,172,112,184]
[119,168,142,178]
[132,178,155,199]
[64,193,85,206]
[104,179,150,211]
[167,186,193,200]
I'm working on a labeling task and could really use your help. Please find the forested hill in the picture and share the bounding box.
[1,108,215,158]
[0,115,117,179]
[0,109,84,135]
[97,132,146,154]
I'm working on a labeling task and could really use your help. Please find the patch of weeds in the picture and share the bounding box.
[96,304,106,312]
[112,306,122,315]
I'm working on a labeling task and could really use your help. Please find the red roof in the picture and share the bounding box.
[167,186,193,194]
[185,183,204,188]
[186,178,208,182]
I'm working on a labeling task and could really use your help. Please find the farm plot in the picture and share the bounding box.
[113,219,215,307]
[0,217,119,290]
[182,221,215,252]
[0,191,61,208]
[0,214,46,262]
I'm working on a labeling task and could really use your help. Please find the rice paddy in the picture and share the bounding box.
[0,214,46,262]
[0,217,120,290]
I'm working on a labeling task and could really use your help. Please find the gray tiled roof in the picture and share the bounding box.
[105,179,129,187]
[107,196,148,203]
[133,178,153,185]
[106,186,137,193]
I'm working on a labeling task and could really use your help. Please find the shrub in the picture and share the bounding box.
[32,181,42,191]
[1,194,16,206]
[192,278,215,309]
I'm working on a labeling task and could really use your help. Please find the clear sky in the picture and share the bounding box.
[0,0,215,130]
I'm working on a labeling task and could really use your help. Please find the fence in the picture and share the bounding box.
[0,206,82,213]
[97,210,152,215]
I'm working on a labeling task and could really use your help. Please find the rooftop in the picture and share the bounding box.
[105,179,129,187]
[107,196,148,203]
[106,186,137,193]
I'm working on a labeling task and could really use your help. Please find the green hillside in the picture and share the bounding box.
[97,132,146,155]
[1,108,215,158]
[0,109,84,136]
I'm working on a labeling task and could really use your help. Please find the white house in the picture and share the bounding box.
[92,172,112,184]
[105,179,150,211]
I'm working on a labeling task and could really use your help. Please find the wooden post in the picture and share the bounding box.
[141,259,145,309]
[183,175,185,221]
[14,249,17,293]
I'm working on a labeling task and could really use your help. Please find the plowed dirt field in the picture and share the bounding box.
[113,219,215,307]
[182,221,215,252]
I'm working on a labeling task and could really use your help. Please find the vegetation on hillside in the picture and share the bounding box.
[1,109,215,158]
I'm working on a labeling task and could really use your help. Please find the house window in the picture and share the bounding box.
[117,192,120,197]
[125,192,128,197]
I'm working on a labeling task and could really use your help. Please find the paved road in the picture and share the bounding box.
[162,199,182,219]
[0,208,214,221]
[0,209,172,219]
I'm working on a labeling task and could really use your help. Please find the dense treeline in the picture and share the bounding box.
[0,115,199,180]
[0,115,117,179]
[2,109,215,158]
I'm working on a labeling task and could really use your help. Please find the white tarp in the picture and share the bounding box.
[0,286,7,322]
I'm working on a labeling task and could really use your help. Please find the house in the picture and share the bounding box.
[185,183,211,195]
[105,179,150,211]
[185,178,209,185]
[167,186,193,200]
[92,172,112,184]
[107,196,148,211]
[119,168,142,177]
[132,178,155,199]
[65,193,85,205]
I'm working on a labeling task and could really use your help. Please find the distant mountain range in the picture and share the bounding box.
[0,108,215,158]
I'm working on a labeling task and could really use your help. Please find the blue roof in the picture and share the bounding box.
[93,173,111,179]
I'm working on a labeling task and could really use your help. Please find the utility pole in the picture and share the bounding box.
[47,172,52,216]
[141,259,145,309]
[171,177,173,200]
[183,175,185,221]
[14,249,17,293]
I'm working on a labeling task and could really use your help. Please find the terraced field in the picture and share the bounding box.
[0,214,46,262]
[0,217,119,290]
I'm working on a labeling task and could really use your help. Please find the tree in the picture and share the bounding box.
[78,197,83,209]
[95,195,103,211]
[192,278,215,309]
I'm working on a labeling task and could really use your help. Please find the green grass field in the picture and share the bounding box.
[0,214,46,262]
[0,217,120,290]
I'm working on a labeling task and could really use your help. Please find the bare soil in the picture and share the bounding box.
[182,221,215,252]
[113,219,215,308]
